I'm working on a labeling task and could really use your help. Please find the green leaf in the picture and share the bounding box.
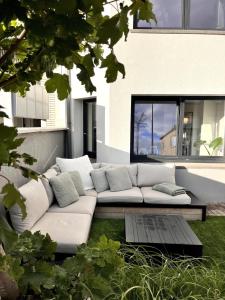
[0,217,18,252]
[193,140,207,148]
[1,183,27,219]
[0,143,9,163]
[21,261,54,293]
[118,6,129,41]
[0,111,9,118]
[209,137,223,150]
[101,52,125,83]
[21,153,37,165]
[45,73,71,100]
[130,0,156,22]
[18,166,39,180]
[97,15,122,47]
[77,65,96,93]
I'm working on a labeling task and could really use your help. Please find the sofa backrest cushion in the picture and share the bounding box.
[106,167,132,192]
[9,179,49,233]
[56,155,94,190]
[69,171,85,196]
[90,166,110,193]
[92,163,101,169]
[41,168,58,206]
[50,173,79,208]
[137,163,175,187]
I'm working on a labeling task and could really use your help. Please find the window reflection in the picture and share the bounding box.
[182,100,225,156]
[134,103,177,156]
[136,0,182,28]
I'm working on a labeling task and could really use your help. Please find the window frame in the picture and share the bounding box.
[133,0,225,31]
[130,96,225,163]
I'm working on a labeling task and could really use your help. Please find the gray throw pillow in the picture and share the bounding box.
[90,167,110,193]
[41,168,58,206]
[69,171,85,196]
[106,167,132,192]
[50,173,79,207]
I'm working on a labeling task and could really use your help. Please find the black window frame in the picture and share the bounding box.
[130,96,225,163]
[133,0,225,31]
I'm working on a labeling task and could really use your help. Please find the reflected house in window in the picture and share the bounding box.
[160,127,177,156]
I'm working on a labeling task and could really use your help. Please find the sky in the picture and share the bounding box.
[134,103,177,155]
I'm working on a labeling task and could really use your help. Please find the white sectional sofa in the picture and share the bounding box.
[8,162,205,254]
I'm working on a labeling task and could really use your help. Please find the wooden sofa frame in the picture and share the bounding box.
[95,192,207,222]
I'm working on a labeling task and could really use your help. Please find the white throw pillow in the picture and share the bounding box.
[9,179,49,233]
[56,155,94,190]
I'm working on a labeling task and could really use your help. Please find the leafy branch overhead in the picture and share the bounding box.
[0,0,155,99]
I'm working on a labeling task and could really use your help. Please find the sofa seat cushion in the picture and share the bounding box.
[97,187,143,203]
[85,189,97,197]
[48,196,96,216]
[141,187,191,205]
[31,212,92,253]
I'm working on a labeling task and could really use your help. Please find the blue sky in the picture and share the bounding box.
[134,103,177,154]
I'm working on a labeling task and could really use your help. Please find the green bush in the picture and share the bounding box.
[1,232,225,300]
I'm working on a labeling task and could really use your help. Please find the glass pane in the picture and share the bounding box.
[182,100,225,156]
[87,103,96,152]
[153,104,177,155]
[133,102,177,156]
[189,0,225,29]
[136,0,182,28]
[134,103,153,155]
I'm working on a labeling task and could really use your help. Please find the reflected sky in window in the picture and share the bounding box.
[137,0,182,28]
[190,0,225,29]
[134,103,177,155]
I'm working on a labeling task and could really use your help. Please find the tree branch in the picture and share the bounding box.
[0,74,17,89]
[0,29,26,67]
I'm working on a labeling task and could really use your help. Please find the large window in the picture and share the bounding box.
[131,97,225,161]
[135,0,225,30]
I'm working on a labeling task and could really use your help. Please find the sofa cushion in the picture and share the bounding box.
[101,163,138,186]
[137,163,175,187]
[31,212,92,253]
[92,162,101,169]
[50,173,79,208]
[85,189,97,197]
[48,196,96,216]
[50,164,61,174]
[56,155,94,190]
[90,166,110,193]
[97,187,143,203]
[141,187,191,205]
[41,168,58,206]
[9,179,49,233]
[69,171,85,196]
[106,167,132,192]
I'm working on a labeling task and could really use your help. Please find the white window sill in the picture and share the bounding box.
[17,127,68,134]
[131,29,225,35]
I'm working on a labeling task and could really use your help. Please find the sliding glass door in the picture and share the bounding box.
[83,99,96,158]
[131,97,225,161]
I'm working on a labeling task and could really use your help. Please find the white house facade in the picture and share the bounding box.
[70,0,225,203]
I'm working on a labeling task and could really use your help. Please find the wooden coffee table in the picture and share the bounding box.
[125,214,202,257]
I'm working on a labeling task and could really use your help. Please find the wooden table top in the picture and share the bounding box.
[125,214,202,246]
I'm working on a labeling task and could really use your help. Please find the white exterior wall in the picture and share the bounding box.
[70,28,225,203]
[107,32,225,162]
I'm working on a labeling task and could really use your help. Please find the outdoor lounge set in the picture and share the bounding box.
[8,155,206,255]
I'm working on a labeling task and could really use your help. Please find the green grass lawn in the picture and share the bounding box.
[89,216,225,261]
